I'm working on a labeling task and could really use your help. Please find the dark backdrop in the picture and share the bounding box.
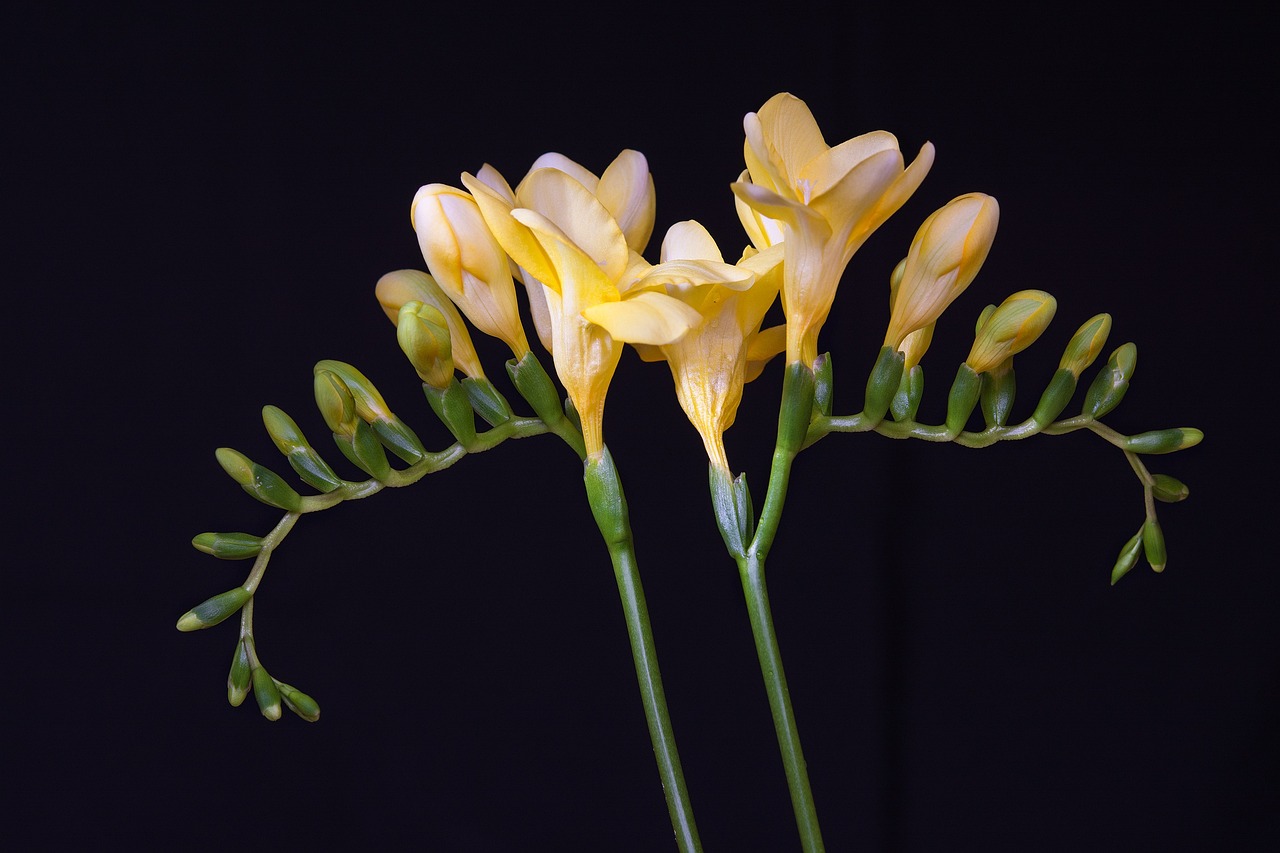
[7,4,1274,851]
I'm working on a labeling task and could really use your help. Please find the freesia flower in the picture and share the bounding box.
[731,92,936,367]
[632,223,785,470]
[411,183,531,359]
[965,289,1057,373]
[883,193,1000,353]
[462,153,749,458]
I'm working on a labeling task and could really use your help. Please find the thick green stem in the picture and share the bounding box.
[737,550,824,853]
[585,448,701,852]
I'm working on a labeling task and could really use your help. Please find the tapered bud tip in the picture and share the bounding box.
[314,370,357,436]
[1180,428,1204,449]
[175,587,252,631]
[262,406,308,453]
[965,290,1057,374]
[1060,313,1112,377]
[191,533,218,555]
[1151,474,1190,503]
[214,447,255,485]
[279,683,322,722]
[1113,342,1138,379]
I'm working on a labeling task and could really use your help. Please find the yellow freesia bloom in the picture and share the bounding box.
[463,156,748,458]
[633,223,785,471]
[411,183,531,360]
[731,92,935,367]
[375,269,485,380]
[883,193,1000,352]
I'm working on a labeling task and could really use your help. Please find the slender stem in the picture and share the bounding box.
[585,449,701,852]
[737,550,824,853]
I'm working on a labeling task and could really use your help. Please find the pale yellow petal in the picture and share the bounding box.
[582,291,702,346]
[598,149,656,254]
[511,207,618,308]
[523,152,599,192]
[803,130,901,196]
[462,171,561,292]
[756,92,829,191]
[519,168,630,281]
[659,220,724,263]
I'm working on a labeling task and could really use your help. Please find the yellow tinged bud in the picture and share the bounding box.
[1059,313,1113,377]
[965,290,1057,374]
[396,301,454,389]
[314,370,358,437]
[884,193,1000,350]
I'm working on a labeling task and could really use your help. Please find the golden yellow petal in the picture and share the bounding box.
[582,291,702,346]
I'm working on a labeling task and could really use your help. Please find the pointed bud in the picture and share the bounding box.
[1125,428,1203,455]
[314,370,359,438]
[396,300,454,389]
[709,465,754,558]
[965,290,1057,374]
[314,360,394,424]
[884,193,1000,349]
[262,406,344,493]
[1143,518,1167,572]
[1059,313,1112,378]
[192,531,263,560]
[252,666,282,721]
[276,681,321,722]
[1110,530,1144,585]
[1151,474,1190,503]
[227,639,252,707]
[376,269,486,379]
[214,448,302,511]
[1082,342,1137,419]
[176,586,251,632]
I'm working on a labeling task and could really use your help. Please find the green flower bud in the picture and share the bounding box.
[945,363,983,435]
[276,681,321,722]
[1081,342,1137,419]
[890,364,924,422]
[1151,474,1190,503]
[252,666,282,721]
[396,301,454,390]
[192,531,263,560]
[1110,530,1144,586]
[864,346,905,424]
[262,406,309,455]
[227,639,252,707]
[812,353,833,417]
[214,448,302,511]
[979,363,1016,428]
[314,370,359,438]
[176,586,251,632]
[1059,313,1112,378]
[462,377,513,427]
[1143,518,1167,572]
[1031,369,1078,428]
[314,360,394,424]
[709,465,754,557]
[1125,428,1204,455]
[261,406,344,492]
[966,290,1057,374]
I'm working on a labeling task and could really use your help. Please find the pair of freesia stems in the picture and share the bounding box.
[180,93,1198,852]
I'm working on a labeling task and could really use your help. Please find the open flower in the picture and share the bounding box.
[632,223,785,470]
[883,193,1000,352]
[411,183,531,359]
[463,154,749,457]
[731,92,935,367]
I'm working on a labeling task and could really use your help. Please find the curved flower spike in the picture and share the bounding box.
[884,193,1000,352]
[965,289,1058,374]
[636,224,784,470]
[411,184,531,360]
[375,269,485,380]
[466,161,739,457]
[732,92,936,367]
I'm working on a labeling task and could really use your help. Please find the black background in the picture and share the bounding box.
[7,3,1275,851]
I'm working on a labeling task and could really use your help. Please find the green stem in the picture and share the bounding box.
[585,448,701,853]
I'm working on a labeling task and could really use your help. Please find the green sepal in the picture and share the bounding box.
[564,396,582,433]
[1081,343,1136,419]
[276,680,321,722]
[507,353,564,425]
[709,465,754,557]
[463,377,513,427]
[192,532,263,560]
[945,363,982,436]
[1125,428,1204,455]
[778,361,816,455]
[285,448,344,493]
[583,446,630,547]
[333,420,392,481]
[1031,368,1078,427]
[1110,530,1144,585]
[227,639,252,706]
[979,365,1016,428]
[863,346,905,424]
[371,416,427,464]
[251,665,282,721]
[176,586,251,632]
[1143,518,1167,572]
[424,378,477,447]
[1151,474,1190,503]
[890,364,924,422]
[812,353,833,417]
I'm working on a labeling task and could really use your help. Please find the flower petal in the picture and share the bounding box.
[598,150,656,254]
[519,168,630,281]
[582,291,702,346]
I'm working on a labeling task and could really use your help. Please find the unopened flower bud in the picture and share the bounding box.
[1151,473,1190,503]
[966,290,1057,374]
[176,586,252,632]
[261,406,344,493]
[192,531,263,560]
[1143,518,1167,572]
[397,300,454,389]
[1059,313,1112,378]
[276,681,321,722]
[376,269,486,379]
[1125,428,1203,455]
[1110,530,1144,585]
[228,639,252,707]
[314,370,359,438]
[214,448,302,511]
[252,666,282,721]
[1082,342,1137,419]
